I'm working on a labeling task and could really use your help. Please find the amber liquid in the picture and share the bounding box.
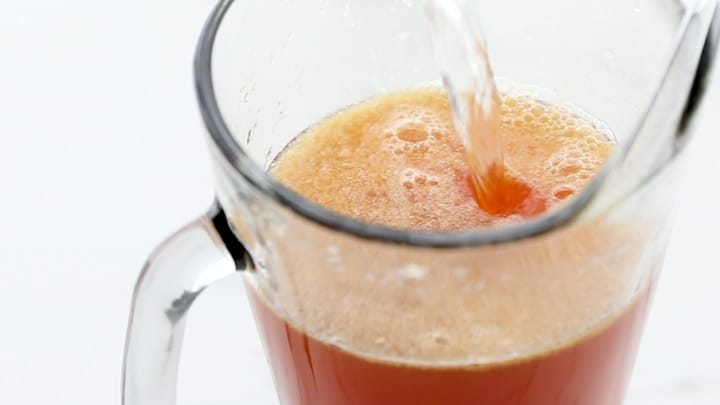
[249,286,653,405]
[256,88,648,404]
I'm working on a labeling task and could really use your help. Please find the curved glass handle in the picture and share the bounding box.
[122,203,248,405]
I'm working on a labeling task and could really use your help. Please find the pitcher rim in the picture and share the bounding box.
[192,0,696,247]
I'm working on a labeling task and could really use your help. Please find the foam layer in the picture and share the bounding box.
[271,87,613,229]
[265,87,644,365]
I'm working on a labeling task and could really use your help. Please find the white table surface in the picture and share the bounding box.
[1,1,719,404]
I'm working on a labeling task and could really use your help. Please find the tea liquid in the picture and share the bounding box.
[256,88,647,405]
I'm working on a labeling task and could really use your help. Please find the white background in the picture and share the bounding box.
[1,1,719,404]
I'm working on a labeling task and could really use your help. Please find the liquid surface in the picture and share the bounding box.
[272,87,612,228]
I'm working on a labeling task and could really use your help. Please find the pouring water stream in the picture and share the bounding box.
[424,0,718,226]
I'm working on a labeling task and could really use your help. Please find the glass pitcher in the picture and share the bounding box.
[122,0,720,404]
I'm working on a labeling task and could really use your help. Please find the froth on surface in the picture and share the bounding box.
[270,87,613,229]
[261,87,647,366]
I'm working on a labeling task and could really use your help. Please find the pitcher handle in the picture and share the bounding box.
[121,202,248,405]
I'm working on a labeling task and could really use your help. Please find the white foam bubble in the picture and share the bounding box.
[325,244,345,271]
[390,264,430,281]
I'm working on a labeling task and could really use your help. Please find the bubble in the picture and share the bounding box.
[553,187,575,200]
[326,245,345,271]
[426,330,450,345]
[558,162,582,176]
[397,127,429,142]
[384,113,438,145]
[453,267,469,279]
[393,264,429,281]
